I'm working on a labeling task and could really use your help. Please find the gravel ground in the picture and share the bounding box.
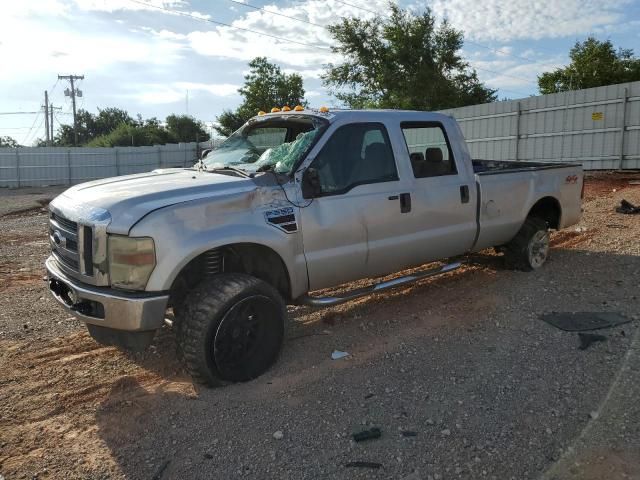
[0,173,639,480]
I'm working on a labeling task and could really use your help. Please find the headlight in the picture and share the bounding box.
[108,236,156,290]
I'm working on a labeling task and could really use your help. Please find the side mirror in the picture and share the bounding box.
[200,149,211,160]
[301,167,322,199]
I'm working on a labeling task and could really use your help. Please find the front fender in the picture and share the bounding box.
[129,196,308,297]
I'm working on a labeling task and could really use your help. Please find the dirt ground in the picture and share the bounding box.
[1,173,639,480]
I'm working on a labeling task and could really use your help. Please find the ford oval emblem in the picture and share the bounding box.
[52,230,66,247]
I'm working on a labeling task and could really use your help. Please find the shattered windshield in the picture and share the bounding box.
[202,116,326,174]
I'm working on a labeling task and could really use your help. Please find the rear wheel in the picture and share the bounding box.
[504,217,550,271]
[177,274,285,386]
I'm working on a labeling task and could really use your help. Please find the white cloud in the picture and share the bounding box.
[429,0,630,42]
[0,1,187,81]
[128,82,239,104]
[175,82,239,96]
[71,0,187,13]
[186,0,387,68]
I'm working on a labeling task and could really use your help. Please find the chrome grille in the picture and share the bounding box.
[52,250,80,271]
[49,211,94,277]
[50,212,77,232]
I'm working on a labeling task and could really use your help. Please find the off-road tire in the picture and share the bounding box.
[177,274,286,386]
[504,217,550,271]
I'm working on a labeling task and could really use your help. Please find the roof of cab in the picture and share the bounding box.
[255,108,453,124]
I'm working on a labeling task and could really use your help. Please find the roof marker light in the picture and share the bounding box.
[258,111,266,116]
[294,105,304,111]
[271,107,281,113]
[319,106,329,113]
[282,105,291,111]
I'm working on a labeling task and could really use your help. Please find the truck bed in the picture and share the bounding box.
[472,159,578,175]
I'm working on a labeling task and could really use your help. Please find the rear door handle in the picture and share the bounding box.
[399,192,411,213]
[460,185,470,204]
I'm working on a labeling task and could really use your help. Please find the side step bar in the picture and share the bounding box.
[296,262,462,307]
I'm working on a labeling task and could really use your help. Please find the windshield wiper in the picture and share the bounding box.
[206,166,253,178]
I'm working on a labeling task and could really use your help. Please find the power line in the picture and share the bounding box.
[128,0,331,50]
[21,110,42,146]
[226,0,326,28]
[332,0,380,16]
[473,65,537,84]
[0,111,41,115]
[23,112,46,146]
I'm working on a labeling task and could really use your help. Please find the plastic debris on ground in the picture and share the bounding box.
[353,427,382,442]
[615,199,640,214]
[331,350,349,360]
[345,461,383,469]
[540,312,631,332]
[578,332,608,350]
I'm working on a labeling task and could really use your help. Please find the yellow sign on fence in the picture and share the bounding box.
[591,112,604,121]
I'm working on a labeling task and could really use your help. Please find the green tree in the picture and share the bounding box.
[0,136,20,148]
[216,57,307,136]
[88,118,171,147]
[55,107,135,146]
[538,38,640,94]
[165,114,209,143]
[322,4,496,110]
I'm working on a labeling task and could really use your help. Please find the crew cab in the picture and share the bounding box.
[46,109,583,385]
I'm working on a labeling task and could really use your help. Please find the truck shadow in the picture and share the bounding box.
[92,245,640,479]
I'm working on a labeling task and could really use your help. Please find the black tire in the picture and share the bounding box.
[504,217,550,271]
[177,274,286,386]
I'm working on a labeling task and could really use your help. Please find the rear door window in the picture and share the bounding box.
[401,122,457,178]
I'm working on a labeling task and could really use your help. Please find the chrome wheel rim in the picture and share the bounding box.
[528,230,550,269]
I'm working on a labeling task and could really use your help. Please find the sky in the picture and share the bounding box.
[1,0,639,145]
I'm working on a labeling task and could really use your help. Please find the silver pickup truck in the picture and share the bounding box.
[46,109,583,385]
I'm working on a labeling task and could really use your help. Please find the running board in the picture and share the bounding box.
[296,262,462,307]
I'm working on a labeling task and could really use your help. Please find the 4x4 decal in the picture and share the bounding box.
[264,207,297,233]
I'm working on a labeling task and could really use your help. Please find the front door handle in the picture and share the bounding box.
[460,185,470,204]
[399,192,411,213]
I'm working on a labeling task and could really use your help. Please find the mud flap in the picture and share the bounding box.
[86,324,156,352]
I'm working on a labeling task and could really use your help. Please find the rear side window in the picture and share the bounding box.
[310,123,398,196]
[401,122,457,178]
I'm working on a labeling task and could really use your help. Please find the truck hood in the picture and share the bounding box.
[53,168,255,234]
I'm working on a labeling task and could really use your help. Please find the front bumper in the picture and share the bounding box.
[46,256,169,331]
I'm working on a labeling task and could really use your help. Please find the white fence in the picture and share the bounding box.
[0,143,198,188]
[3,82,639,189]
[439,81,640,170]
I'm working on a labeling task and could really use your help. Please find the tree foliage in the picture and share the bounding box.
[322,4,496,110]
[54,109,209,147]
[56,108,135,146]
[538,37,640,94]
[216,57,307,136]
[0,136,20,148]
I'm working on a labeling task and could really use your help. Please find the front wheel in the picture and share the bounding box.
[177,274,286,386]
[504,217,550,271]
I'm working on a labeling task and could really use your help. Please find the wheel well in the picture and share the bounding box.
[169,243,292,308]
[528,196,561,229]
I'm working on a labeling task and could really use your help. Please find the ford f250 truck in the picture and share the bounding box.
[46,109,583,386]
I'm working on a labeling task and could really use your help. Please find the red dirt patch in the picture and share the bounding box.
[583,172,640,201]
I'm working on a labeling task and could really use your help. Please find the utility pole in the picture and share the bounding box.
[48,105,61,144]
[43,91,50,145]
[50,106,54,143]
[58,74,84,146]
